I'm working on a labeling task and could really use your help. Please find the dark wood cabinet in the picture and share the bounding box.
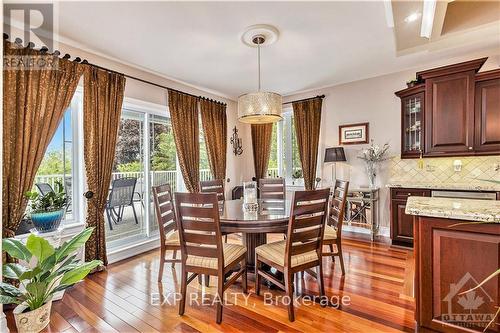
[396,86,425,158]
[475,72,500,153]
[414,216,500,332]
[395,58,500,158]
[424,71,476,155]
[390,188,430,246]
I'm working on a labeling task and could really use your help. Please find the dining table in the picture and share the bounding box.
[219,199,290,270]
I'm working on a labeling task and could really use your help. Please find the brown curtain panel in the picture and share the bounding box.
[251,123,274,180]
[168,90,200,193]
[200,100,227,180]
[2,40,84,238]
[83,66,126,265]
[292,98,323,190]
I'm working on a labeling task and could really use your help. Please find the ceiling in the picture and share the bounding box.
[52,1,500,99]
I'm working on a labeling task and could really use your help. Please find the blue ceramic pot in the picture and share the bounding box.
[31,209,64,233]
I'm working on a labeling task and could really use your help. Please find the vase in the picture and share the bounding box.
[13,301,52,333]
[30,209,64,233]
[365,162,376,188]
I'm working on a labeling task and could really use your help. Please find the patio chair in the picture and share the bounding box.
[106,177,139,230]
[35,183,55,196]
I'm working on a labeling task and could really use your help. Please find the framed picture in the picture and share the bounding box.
[339,122,369,145]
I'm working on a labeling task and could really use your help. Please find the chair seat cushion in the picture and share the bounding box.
[255,240,318,268]
[324,225,338,240]
[165,230,180,246]
[186,243,246,270]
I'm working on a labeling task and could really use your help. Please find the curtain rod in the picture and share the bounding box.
[3,34,227,106]
[282,94,325,105]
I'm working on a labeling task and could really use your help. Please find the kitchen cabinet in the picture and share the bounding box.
[424,71,475,155]
[413,216,500,333]
[395,58,500,158]
[474,71,500,153]
[395,86,425,158]
[390,188,431,246]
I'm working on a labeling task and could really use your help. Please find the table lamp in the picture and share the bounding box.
[324,147,347,182]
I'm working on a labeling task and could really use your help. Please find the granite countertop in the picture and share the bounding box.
[386,182,500,192]
[406,196,500,223]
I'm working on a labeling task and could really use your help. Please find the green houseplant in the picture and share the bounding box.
[1,228,102,332]
[25,180,68,233]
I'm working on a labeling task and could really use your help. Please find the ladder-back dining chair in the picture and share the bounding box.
[322,180,349,275]
[255,188,330,322]
[174,192,247,324]
[200,179,230,243]
[259,178,286,200]
[200,179,225,202]
[153,184,181,282]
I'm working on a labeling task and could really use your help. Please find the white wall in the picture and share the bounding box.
[283,51,500,228]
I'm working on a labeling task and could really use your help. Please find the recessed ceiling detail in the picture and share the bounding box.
[26,1,500,99]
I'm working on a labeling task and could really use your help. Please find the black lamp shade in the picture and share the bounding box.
[324,147,346,162]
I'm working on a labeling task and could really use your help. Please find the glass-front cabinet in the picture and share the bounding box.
[397,87,425,158]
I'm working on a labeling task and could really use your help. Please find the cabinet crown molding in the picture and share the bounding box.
[416,57,488,81]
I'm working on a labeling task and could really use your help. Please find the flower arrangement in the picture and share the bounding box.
[358,140,390,188]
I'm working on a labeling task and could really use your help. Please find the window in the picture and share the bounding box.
[268,108,302,185]
[35,90,82,224]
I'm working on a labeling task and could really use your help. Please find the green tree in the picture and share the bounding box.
[37,150,71,175]
[116,161,142,172]
[268,123,278,169]
[151,131,177,171]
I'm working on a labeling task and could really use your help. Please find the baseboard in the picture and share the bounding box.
[107,237,159,264]
[343,225,390,237]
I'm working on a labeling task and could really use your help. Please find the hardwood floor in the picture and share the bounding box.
[6,235,415,332]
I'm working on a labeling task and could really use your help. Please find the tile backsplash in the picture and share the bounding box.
[389,155,500,185]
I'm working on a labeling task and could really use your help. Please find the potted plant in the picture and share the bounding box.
[1,228,102,333]
[292,169,303,186]
[25,181,68,233]
[406,78,418,88]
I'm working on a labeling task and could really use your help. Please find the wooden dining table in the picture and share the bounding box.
[219,199,290,270]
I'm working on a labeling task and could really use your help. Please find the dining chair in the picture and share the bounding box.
[322,180,349,275]
[200,179,231,243]
[255,188,330,322]
[200,179,225,202]
[153,184,181,282]
[259,178,286,200]
[174,192,247,324]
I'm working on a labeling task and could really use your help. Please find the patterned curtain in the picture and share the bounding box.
[200,99,227,180]
[168,90,200,193]
[292,97,323,190]
[251,123,274,180]
[2,40,83,238]
[83,66,126,265]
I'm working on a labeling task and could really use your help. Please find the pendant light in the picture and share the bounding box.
[238,33,282,124]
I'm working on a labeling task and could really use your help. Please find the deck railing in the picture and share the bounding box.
[34,169,214,193]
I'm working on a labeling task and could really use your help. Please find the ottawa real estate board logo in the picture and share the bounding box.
[441,272,497,329]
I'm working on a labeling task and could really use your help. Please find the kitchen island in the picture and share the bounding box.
[407,197,500,333]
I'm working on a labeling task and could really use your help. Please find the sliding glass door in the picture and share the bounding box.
[106,109,147,246]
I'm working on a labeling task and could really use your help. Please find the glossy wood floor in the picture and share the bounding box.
[6,233,416,332]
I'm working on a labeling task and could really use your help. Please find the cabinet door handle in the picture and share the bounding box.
[468,147,473,150]
[407,193,412,196]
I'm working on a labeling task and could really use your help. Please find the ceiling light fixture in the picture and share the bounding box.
[420,0,436,38]
[404,12,421,23]
[238,25,282,124]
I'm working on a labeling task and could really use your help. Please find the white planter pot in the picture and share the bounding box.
[13,301,52,333]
